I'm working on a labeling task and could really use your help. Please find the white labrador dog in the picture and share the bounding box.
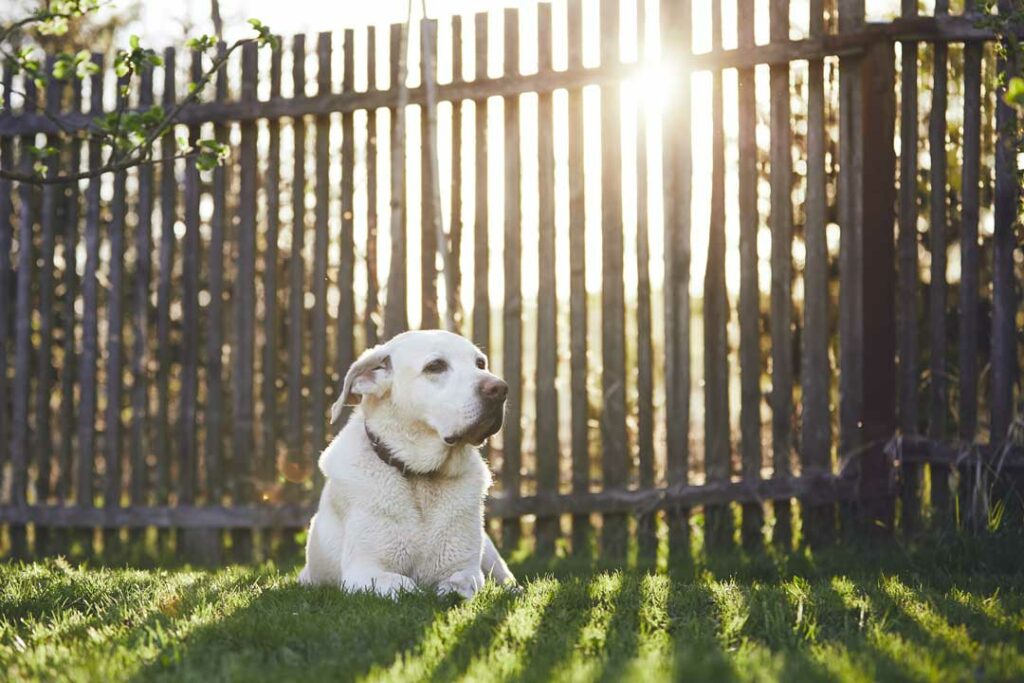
[298,330,517,598]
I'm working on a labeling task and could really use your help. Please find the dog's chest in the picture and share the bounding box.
[391,476,484,582]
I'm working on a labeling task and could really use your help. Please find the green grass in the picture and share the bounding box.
[2,532,1024,682]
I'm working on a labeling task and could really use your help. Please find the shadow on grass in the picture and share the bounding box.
[129,578,452,683]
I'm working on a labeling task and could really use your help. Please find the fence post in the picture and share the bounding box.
[853,39,898,532]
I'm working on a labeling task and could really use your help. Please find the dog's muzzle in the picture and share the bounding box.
[444,377,508,446]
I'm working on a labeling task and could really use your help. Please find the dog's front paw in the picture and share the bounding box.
[437,568,485,599]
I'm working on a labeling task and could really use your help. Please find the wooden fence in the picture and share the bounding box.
[1,0,1022,563]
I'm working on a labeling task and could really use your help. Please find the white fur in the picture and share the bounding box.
[299,330,516,599]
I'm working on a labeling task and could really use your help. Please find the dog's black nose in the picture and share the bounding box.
[478,377,508,403]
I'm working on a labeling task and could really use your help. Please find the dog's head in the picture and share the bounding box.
[330,330,507,446]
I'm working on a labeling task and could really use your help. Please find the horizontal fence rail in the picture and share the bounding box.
[0,0,1021,563]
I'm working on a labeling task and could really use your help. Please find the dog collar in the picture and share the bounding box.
[364,423,433,478]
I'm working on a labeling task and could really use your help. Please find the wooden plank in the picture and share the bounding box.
[856,40,898,533]
[957,7,983,524]
[0,64,13,521]
[10,75,38,557]
[262,40,283,491]
[155,48,176,510]
[837,0,864,537]
[927,0,951,520]
[958,15,981,443]
[288,35,307,464]
[205,43,229,505]
[897,0,921,534]
[233,41,260,560]
[365,26,381,347]
[801,0,833,546]
[384,22,410,338]
[0,473,862,528]
[769,0,794,549]
[471,13,491,467]
[704,0,732,550]
[311,32,330,460]
[36,62,62,527]
[130,64,154,515]
[339,29,356,377]
[449,15,465,332]
[566,0,590,556]
[105,80,130,550]
[77,56,104,537]
[471,12,490,356]
[736,0,764,550]
[420,19,440,330]
[991,0,1018,442]
[502,6,523,551]
[661,0,692,558]
[634,0,656,560]
[534,2,559,557]
[179,51,202,514]
[599,0,629,559]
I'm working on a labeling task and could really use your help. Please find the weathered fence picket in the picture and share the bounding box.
[0,0,1020,562]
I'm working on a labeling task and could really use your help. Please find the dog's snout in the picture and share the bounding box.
[478,377,508,403]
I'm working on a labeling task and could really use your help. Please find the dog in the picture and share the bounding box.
[298,330,517,598]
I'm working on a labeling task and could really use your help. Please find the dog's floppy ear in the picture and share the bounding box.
[331,345,392,423]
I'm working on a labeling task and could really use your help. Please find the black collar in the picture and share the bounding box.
[365,423,436,478]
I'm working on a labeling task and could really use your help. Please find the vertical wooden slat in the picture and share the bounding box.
[262,40,283,492]
[155,48,176,519]
[502,6,523,551]
[927,0,950,519]
[736,0,763,549]
[990,0,1017,443]
[130,64,154,522]
[958,2,983,527]
[288,35,307,468]
[857,40,898,533]
[449,15,465,331]
[36,62,62,540]
[365,26,381,347]
[178,51,203,560]
[838,0,865,536]
[385,22,410,338]
[104,77,130,552]
[233,41,259,560]
[206,43,229,507]
[59,78,84,510]
[599,0,628,559]
[769,0,794,549]
[420,19,440,330]
[472,13,489,355]
[534,2,559,557]
[0,64,14,527]
[958,6,981,444]
[11,75,37,557]
[73,57,104,556]
[801,0,833,546]
[661,0,692,558]
[339,29,356,376]
[634,0,656,560]
[897,0,921,533]
[472,13,491,469]
[704,0,732,550]
[311,32,330,457]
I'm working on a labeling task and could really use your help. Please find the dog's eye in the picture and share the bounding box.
[475,357,486,370]
[423,359,448,374]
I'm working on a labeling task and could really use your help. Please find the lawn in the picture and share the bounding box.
[2,532,1024,682]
